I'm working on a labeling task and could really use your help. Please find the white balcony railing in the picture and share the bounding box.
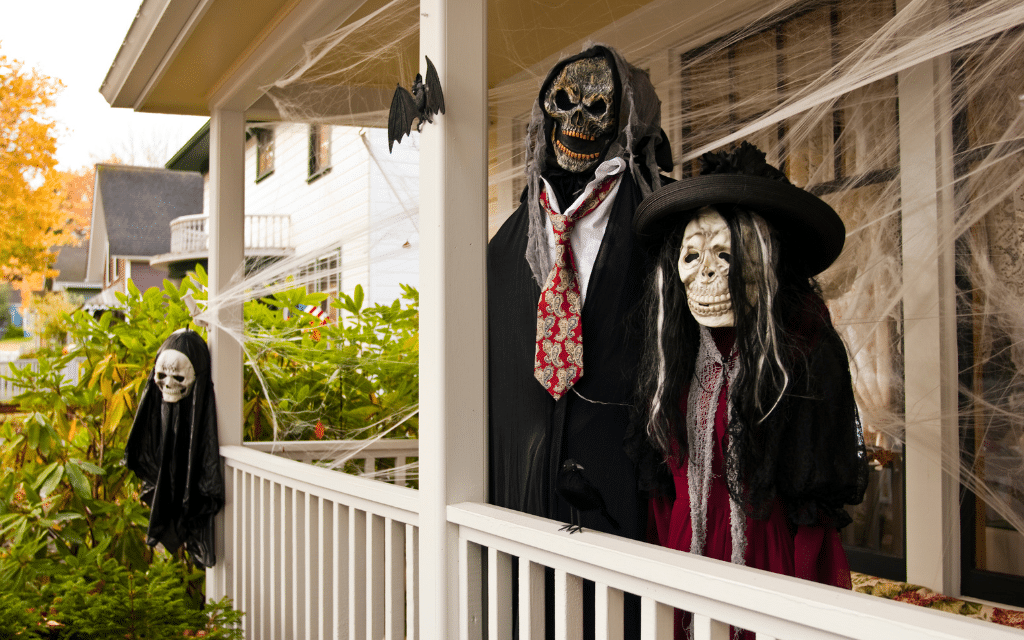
[217,443,1022,640]
[169,213,291,255]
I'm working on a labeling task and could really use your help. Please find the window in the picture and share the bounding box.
[952,26,1024,607]
[299,250,341,318]
[255,128,275,181]
[308,124,331,180]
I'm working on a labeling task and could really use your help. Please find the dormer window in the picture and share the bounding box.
[255,128,275,181]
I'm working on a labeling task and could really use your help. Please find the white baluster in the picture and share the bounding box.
[385,517,405,639]
[458,538,483,640]
[318,499,332,640]
[304,493,317,639]
[595,584,623,640]
[487,548,513,640]
[641,597,672,640]
[693,614,730,640]
[519,560,545,640]
[368,514,386,639]
[349,509,367,639]
[555,570,583,640]
[406,524,419,640]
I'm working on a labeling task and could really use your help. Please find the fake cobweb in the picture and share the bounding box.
[194,0,1024,579]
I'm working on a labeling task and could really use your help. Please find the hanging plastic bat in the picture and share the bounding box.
[387,56,446,152]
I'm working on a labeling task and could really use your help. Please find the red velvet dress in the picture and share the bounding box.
[649,330,851,638]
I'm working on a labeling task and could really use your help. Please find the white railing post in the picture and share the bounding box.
[418,0,488,638]
[206,107,246,601]
[897,13,960,592]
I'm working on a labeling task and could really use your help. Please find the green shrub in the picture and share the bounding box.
[1,267,417,633]
[241,281,419,443]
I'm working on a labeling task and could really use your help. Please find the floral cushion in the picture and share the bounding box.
[851,572,1024,629]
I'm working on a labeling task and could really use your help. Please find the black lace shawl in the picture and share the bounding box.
[628,292,869,528]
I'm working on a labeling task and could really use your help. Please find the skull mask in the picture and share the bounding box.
[154,349,197,403]
[678,209,734,327]
[543,56,617,173]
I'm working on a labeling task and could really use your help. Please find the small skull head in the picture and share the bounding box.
[543,56,617,173]
[154,349,196,403]
[678,208,734,327]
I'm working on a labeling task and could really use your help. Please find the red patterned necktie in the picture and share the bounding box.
[534,176,617,399]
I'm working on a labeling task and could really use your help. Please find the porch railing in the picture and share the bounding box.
[0,358,84,403]
[220,445,419,640]
[169,213,291,255]
[244,439,418,486]
[218,445,1019,640]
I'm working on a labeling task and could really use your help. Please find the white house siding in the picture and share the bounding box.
[365,127,420,306]
[232,123,419,307]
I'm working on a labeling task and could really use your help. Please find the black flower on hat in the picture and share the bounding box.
[700,141,789,183]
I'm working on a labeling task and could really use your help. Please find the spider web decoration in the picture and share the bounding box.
[193,0,1024,574]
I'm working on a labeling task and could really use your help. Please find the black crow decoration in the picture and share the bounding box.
[388,56,446,152]
[556,459,620,534]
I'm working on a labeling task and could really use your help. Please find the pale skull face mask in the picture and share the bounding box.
[154,349,196,403]
[543,56,617,173]
[678,209,734,327]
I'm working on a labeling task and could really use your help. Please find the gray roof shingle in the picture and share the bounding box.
[52,243,90,283]
[96,165,203,257]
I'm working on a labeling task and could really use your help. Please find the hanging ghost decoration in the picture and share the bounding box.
[124,329,224,568]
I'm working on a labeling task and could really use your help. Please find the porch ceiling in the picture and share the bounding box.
[102,0,735,120]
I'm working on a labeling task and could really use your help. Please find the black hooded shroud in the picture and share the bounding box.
[488,45,669,539]
[125,330,224,568]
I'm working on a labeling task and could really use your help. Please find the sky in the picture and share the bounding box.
[1,0,209,171]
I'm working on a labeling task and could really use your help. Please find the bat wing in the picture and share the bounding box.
[388,85,418,152]
[424,56,446,118]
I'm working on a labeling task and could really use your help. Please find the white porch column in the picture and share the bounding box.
[206,108,246,599]
[418,0,488,638]
[897,53,960,593]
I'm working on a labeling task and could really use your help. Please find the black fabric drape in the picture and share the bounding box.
[124,329,224,568]
[487,174,650,540]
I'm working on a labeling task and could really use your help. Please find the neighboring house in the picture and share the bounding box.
[82,164,204,311]
[50,243,102,300]
[156,120,419,311]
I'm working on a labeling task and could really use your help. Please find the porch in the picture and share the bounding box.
[99,0,1024,637]
[217,442,1019,639]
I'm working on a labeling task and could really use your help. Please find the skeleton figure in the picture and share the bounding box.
[543,57,617,173]
[153,349,196,403]
[678,208,734,328]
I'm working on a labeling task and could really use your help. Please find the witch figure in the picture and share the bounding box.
[125,328,224,568]
[630,143,868,638]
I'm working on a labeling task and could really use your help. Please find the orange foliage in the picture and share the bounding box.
[54,166,94,242]
[0,47,65,285]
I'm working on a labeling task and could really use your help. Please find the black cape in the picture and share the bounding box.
[487,174,650,539]
[124,330,224,568]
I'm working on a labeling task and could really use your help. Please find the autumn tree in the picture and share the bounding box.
[55,165,94,242]
[0,47,65,283]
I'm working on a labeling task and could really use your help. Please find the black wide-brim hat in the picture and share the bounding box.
[634,145,845,277]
